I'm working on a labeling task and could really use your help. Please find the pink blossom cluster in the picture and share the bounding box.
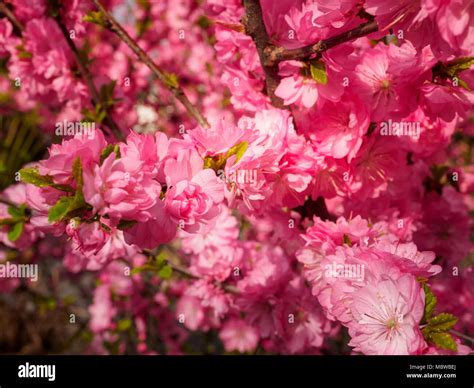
[0,0,473,355]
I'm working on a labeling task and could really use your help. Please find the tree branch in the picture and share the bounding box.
[242,0,286,109]
[92,0,210,129]
[54,17,125,141]
[143,248,240,294]
[167,261,240,294]
[263,19,378,67]
[0,1,24,32]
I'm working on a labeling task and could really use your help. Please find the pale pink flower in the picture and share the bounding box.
[348,275,426,355]
[89,285,117,333]
[219,319,260,353]
[275,60,343,109]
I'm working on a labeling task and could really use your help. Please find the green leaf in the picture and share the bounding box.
[7,222,24,242]
[0,218,18,226]
[309,61,328,85]
[227,141,248,163]
[83,11,108,27]
[100,145,115,164]
[158,265,173,279]
[426,313,458,333]
[70,158,87,213]
[100,144,120,164]
[422,283,437,322]
[72,158,83,189]
[446,57,474,75]
[19,168,74,192]
[155,251,167,266]
[48,196,74,223]
[116,319,132,332]
[99,80,117,107]
[15,45,33,60]
[455,77,471,91]
[7,205,25,220]
[428,332,457,352]
[20,167,55,187]
[163,72,179,89]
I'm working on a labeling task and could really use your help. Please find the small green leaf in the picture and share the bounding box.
[163,72,179,89]
[72,158,82,184]
[422,283,437,323]
[155,251,167,266]
[99,80,117,107]
[20,167,54,187]
[48,196,74,223]
[0,218,18,226]
[227,141,248,163]
[100,144,120,164]
[116,319,132,331]
[7,222,24,242]
[16,45,33,60]
[428,332,457,352]
[158,265,173,279]
[426,313,458,333]
[446,57,474,75]
[309,61,328,85]
[19,168,74,192]
[7,205,25,220]
[83,11,108,27]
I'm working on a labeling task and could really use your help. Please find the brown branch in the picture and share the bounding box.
[0,1,24,32]
[243,0,286,109]
[54,17,125,141]
[451,330,474,344]
[167,262,240,294]
[144,248,240,294]
[264,20,378,67]
[92,0,210,129]
[0,197,17,208]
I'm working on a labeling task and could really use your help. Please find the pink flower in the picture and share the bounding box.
[354,42,435,120]
[0,19,16,56]
[175,295,205,331]
[275,60,343,109]
[274,277,331,354]
[431,0,474,55]
[39,130,107,185]
[164,149,224,233]
[180,206,241,281]
[219,319,260,353]
[83,153,162,222]
[186,118,247,157]
[308,94,370,161]
[0,184,42,249]
[420,83,471,122]
[89,285,117,333]
[124,201,177,250]
[66,218,137,270]
[348,275,426,355]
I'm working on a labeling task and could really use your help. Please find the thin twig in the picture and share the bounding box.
[54,17,125,141]
[92,0,210,129]
[0,197,17,208]
[263,19,378,66]
[144,249,240,294]
[242,0,286,109]
[0,1,24,31]
[168,261,240,294]
[451,330,474,344]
